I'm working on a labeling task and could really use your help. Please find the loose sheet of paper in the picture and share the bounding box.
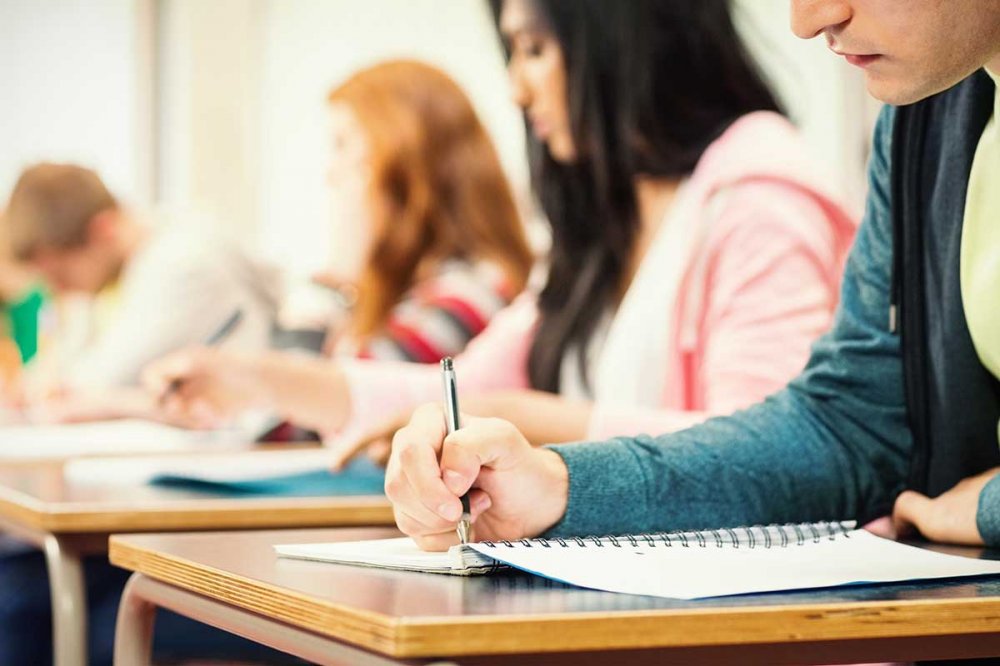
[64,448,333,486]
[0,419,244,460]
[469,530,1000,599]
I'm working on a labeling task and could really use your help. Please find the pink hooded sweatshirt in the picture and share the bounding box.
[334,112,858,443]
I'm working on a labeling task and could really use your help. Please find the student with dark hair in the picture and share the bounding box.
[146,0,855,462]
[381,0,1000,555]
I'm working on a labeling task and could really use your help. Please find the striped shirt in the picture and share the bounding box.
[259,259,517,444]
[347,260,514,364]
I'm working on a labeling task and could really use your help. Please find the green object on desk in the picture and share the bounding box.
[150,458,387,497]
[2,285,44,363]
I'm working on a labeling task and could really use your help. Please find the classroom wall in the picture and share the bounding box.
[2,0,878,275]
[157,0,264,237]
[158,0,526,278]
[255,0,528,277]
[157,0,875,279]
[0,0,154,204]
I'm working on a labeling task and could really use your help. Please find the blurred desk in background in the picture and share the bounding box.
[0,448,391,666]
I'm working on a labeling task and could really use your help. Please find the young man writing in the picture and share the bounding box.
[2,163,279,398]
[382,0,1000,551]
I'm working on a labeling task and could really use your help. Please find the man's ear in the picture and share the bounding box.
[86,209,119,245]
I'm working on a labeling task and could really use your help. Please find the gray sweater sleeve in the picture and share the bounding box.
[977,473,1000,544]
[546,107,916,538]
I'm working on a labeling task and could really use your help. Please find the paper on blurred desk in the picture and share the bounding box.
[62,447,334,486]
[63,448,385,498]
[0,419,249,459]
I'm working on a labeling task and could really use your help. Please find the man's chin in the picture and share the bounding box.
[863,63,989,106]
[864,76,932,106]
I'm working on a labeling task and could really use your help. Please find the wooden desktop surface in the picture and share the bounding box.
[0,451,393,533]
[109,527,1000,661]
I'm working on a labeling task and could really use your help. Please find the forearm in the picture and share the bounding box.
[250,352,351,434]
[332,295,539,439]
[40,387,159,423]
[548,386,911,537]
[463,390,591,445]
[587,405,712,441]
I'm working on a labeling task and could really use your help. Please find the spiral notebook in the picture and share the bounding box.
[275,521,1000,599]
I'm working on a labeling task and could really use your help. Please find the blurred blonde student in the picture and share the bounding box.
[147,0,857,457]
[2,164,280,404]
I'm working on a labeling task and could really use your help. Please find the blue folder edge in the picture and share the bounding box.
[150,457,386,497]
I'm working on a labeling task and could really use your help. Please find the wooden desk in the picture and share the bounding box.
[110,527,1000,666]
[0,451,392,666]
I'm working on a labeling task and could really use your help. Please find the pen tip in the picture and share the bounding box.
[457,518,471,544]
[441,357,454,371]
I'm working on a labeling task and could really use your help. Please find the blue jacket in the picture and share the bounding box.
[548,106,1000,546]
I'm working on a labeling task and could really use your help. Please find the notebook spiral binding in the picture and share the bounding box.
[480,520,855,551]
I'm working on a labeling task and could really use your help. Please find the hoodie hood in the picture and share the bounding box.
[688,111,860,261]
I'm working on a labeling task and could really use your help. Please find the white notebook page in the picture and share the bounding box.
[468,529,1000,599]
[276,536,496,574]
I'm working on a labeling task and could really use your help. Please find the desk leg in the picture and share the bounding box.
[114,573,446,666]
[114,574,156,666]
[43,534,87,666]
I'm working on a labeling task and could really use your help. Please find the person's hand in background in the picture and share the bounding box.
[145,347,353,435]
[143,347,272,429]
[31,387,159,424]
[327,411,403,470]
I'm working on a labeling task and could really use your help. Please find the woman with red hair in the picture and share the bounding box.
[316,59,532,363]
